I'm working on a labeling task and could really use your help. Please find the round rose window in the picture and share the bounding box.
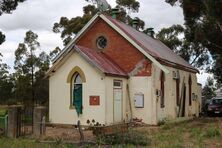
[96,36,107,50]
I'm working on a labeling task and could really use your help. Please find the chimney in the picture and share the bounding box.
[132,17,139,30]
[111,8,119,19]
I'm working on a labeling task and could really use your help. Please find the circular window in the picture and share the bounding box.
[96,36,107,50]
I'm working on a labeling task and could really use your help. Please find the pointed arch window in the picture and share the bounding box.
[176,71,180,106]
[188,75,192,106]
[72,73,83,115]
[160,71,165,108]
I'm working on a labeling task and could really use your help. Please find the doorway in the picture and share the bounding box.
[113,80,123,123]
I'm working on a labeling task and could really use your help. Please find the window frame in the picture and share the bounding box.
[188,74,192,106]
[70,73,83,109]
[160,71,165,108]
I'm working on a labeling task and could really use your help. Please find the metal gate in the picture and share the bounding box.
[17,107,33,136]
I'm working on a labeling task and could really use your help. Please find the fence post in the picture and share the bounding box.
[7,106,21,138]
[33,106,46,137]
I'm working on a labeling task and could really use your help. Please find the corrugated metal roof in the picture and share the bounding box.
[75,45,128,77]
[103,15,197,72]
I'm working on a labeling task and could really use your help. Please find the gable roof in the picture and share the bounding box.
[102,15,197,72]
[47,45,128,78]
[75,45,128,78]
[51,13,198,74]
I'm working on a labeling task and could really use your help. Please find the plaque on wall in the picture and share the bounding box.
[89,96,100,105]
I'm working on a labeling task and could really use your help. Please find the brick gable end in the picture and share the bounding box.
[76,18,151,75]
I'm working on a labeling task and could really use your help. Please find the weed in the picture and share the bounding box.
[162,124,171,130]
[157,119,166,126]
[204,127,220,138]
[100,130,151,146]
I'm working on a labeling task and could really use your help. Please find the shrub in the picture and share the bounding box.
[204,127,220,138]
[100,131,151,146]
[157,119,166,126]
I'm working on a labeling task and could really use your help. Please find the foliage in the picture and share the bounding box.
[0,109,7,117]
[156,24,210,68]
[49,46,61,60]
[53,4,99,45]
[100,130,150,146]
[157,118,166,126]
[14,30,49,105]
[53,0,154,46]
[204,127,221,138]
[116,0,140,13]
[165,0,222,83]
[0,0,26,15]
[210,55,222,84]
[0,0,26,46]
[0,56,14,104]
[202,77,216,100]
[0,31,5,45]
[0,137,76,148]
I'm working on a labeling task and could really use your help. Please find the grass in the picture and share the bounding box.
[0,117,221,147]
[99,130,151,146]
[0,137,87,148]
[148,117,222,147]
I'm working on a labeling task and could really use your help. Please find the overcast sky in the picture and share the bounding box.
[0,0,210,85]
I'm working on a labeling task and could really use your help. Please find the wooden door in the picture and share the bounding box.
[114,88,122,123]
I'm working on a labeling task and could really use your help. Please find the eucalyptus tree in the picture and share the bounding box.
[165,0,222,84]
[14,30,49,105]
[0,0,26,45]
[0,55,13,104]
[53,0,146,46]
[156,25,210,69]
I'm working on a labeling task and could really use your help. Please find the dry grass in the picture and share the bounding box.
[0,117,222,147]
[147,117,222,148]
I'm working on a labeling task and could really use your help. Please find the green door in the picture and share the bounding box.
[73,84,82,116]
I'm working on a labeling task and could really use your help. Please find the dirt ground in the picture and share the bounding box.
[43,126,95,142]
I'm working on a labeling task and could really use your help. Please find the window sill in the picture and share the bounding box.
[69,106,76,110]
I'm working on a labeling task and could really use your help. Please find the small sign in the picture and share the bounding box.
[89,96,100,105]
[134,93,144,108]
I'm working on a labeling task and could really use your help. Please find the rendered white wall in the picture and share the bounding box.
[49,52,106,125]
[128,76,154,124]
[152,65,201,122]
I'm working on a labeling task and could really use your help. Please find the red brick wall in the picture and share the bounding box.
[77,18,151,74]
[135,60,152,76]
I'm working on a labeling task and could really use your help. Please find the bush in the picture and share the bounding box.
[0,109,7,117]
[100,131,151,146]
[204,127,220,138]
[157,118,166,126]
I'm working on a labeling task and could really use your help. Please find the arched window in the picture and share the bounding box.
[160,71,165,108]
[72,73,83,116]
[188,75,192,106]
[176,71,180,106]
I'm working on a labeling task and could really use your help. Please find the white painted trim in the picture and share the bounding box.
[52,14,99,63]
[100,14,169,74]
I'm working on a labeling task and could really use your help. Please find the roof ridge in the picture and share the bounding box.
[102,14,198,73]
